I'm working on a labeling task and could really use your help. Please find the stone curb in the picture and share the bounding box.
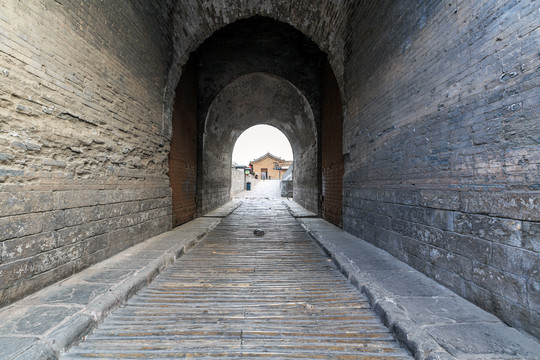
[306,230,453,360]
[280,200,442,358]
[283,200,540,360]
[5,203,239,360]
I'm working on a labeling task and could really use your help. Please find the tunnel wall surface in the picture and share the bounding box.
[0,1,173,307]
[343,0,540,337]
[321,58,344,227]
[201,73,317,215]
[169,60,198,227]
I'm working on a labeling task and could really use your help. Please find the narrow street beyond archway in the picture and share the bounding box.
[62,199,410,359]
[235,179,282,199]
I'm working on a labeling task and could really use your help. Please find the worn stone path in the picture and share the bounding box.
[62,199,411,359]
[235,179,282,199]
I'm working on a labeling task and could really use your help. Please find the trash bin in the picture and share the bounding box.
[246,182,251,190]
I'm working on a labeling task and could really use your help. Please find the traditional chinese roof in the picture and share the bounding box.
[249,152,290,164]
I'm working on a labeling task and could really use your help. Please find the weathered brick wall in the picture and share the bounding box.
[0,0,172,306]
[169,60,198,227]
[343,0,540,337]
[321,58,344,227]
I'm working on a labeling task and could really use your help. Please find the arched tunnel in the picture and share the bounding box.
[170,17,342,222]
[0,1,539,358]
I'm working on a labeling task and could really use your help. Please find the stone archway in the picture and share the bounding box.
[199,72,317,214]
[161,3,349,138]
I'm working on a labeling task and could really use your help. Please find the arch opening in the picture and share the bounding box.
[232,125,294,167]
[231,125,294,197]
[168,16,345,227]
[163,11,347,136]
[199,72,317,214]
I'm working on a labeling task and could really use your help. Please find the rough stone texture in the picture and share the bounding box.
[1,0,539,342]
[0,0,173,306]
[342,0,540,338]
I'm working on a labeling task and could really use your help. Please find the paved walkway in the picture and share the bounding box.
[234,179,282,199]
[1,196,539,359]
[62,200,410,359]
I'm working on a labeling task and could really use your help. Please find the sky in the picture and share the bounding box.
[232,125,293,166]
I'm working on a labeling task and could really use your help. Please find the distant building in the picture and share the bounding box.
[249,152,292,180]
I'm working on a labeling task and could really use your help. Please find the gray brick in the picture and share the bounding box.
[42,210,65,231]
[63,207,100,227]
[447,232,492,264]
[53,191,100,210]
[522,221,540,253]
[98,202,139,219]
[427,209,454,231]
[472,263,528,307]
[402,236,429,259]
[461,192,540,221]
[492,244,539,282]
[429,246,473,281]
[0,213,43,241]
[527,279,540,312]
[0,259,34,289]
[33,244,82,275]
[56,221,108,247]
[0,191,53,217]
[454,213,522,247]
[2,232,57,262]
[419,190,460,210]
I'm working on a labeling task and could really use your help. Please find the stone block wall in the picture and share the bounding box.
[0,0,173,307]
[343,0,540,337]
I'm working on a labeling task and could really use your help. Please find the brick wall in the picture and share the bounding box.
[343,0,540,337]
[0,1,172,306]
[169,60,197,227]
[321,58,344,227]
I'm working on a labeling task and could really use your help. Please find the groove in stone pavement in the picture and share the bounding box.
[62,200,411,359]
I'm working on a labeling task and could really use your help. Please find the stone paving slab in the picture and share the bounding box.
[0,202,238,360]
[62,199,411,359]
[284,200,540,360]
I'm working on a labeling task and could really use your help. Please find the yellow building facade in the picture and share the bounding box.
[249,153,292,180]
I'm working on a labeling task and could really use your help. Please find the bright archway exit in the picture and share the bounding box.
[232,125,293,168]
[231,125,294,198]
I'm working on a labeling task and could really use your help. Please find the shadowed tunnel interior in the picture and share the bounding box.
[0,0,538,343]
[171,17,344,222]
